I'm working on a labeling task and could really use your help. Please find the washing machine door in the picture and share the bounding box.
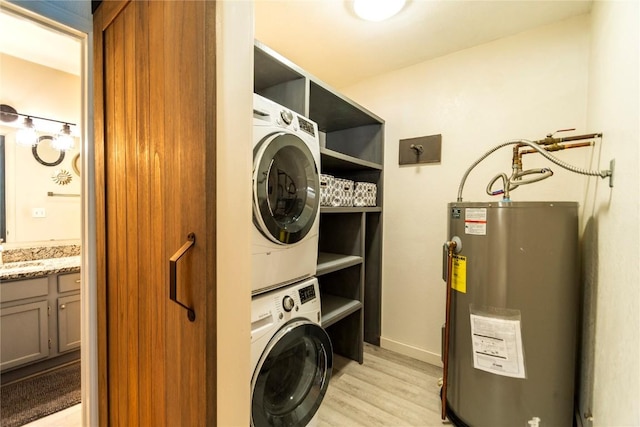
[251,319,333,427]
[253,132,320,245]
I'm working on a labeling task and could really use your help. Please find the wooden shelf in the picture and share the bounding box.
[316,252,363,276]
[321,294,362,328]
[320,147,382,171]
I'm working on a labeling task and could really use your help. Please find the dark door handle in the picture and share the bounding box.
[169,232,196,322]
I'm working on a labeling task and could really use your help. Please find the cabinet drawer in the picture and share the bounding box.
[0,277,48,303]
[58,272,81,293]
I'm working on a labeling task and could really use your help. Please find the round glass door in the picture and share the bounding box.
[253,132,319,245]
[251,320,333,427]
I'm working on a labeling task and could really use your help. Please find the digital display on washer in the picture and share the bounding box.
[298,285,316,304]
[298,117,316,137]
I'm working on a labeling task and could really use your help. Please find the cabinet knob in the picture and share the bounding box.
[60,304,66,310]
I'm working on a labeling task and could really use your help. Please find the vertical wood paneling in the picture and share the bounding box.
[112,13,128,426]
[147,2,167,425]
[95,1,216,425]
[122,5,139,426]
[134,1,153,425]
[103,17,121,424]
[163,2,207,424]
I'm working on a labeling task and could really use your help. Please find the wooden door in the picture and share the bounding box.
[93,1,216,425]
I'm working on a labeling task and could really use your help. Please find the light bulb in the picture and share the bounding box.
[51,123,74,151]
[16,117,38,146]
[353,0,406,22]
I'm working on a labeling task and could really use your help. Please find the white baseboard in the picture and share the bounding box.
[380,336,443,367]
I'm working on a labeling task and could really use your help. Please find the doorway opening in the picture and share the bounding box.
[0,3,89,426]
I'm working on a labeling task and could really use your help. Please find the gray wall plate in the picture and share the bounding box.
[399,134,441,165]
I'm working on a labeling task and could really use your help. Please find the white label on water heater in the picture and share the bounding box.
[464,208,487,235]
[470,314,526,378]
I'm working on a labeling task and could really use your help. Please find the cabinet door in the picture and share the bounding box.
[58,294,81,353]
[0,301,49,371]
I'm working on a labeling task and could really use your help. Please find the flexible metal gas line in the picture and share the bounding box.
[457,139,613,202]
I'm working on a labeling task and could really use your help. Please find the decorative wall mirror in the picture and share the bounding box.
[32,135,65,166]
[72,153,81,176]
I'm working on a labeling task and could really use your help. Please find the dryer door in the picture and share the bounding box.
[251,319,333,427]
[253,132,320,245]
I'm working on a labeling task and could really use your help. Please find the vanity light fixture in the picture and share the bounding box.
[16,116,38,146]
[353,0,406,22]
[51,123,74,151]
[0,104,76,151]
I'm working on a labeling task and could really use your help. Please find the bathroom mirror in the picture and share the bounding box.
[32,136,66,166]
[0,9,82,247]
[1,125,81,245]
[0,135,5,242]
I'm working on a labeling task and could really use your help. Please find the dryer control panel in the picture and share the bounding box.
[298,284,316,304]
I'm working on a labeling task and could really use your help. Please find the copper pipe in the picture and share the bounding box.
[520,141,594,155]
[512,145,522,171]
[532,132,602,146]
[441,240,457,420]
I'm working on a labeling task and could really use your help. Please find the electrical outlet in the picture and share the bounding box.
[32,208,46,218]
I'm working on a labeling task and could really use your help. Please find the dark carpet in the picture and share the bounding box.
[1,361,81,427]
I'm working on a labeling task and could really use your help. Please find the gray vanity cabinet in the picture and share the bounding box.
[0,271,81,372]
[57,294,81,352]
[0,277,50,371]
[57,272,81,353]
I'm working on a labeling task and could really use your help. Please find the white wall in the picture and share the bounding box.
[216,1,253,425]
[343,14,593,365]
[582,1,639,425]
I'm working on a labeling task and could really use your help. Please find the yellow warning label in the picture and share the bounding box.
[452,255,467,293]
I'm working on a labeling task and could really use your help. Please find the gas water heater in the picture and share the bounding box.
[440,132,614,426]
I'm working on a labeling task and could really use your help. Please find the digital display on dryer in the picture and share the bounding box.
[298,117,316,137]
[298,285,316,304]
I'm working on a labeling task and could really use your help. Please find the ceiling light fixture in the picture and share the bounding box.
[353,0,406,22]
[0,104,76,150]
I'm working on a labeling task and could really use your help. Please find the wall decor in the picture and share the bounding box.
[32,136,65,166]
[71,153,81,176]
[51,169,73,185]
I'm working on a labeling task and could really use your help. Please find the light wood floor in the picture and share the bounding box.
[316,343,447,427]
[25,344,445,427]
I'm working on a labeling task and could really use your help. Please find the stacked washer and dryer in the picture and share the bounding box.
[250,94,333,427]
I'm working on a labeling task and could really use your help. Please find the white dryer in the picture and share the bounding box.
[251,277,333,427]
[252,94,321,295]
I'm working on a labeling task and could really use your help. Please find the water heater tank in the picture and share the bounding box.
[444,201,579,426]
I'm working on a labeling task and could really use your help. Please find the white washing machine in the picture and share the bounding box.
[252,94,321,295]
[251,277,332,427]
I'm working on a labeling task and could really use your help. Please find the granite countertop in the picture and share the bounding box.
[0,256,81,281]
